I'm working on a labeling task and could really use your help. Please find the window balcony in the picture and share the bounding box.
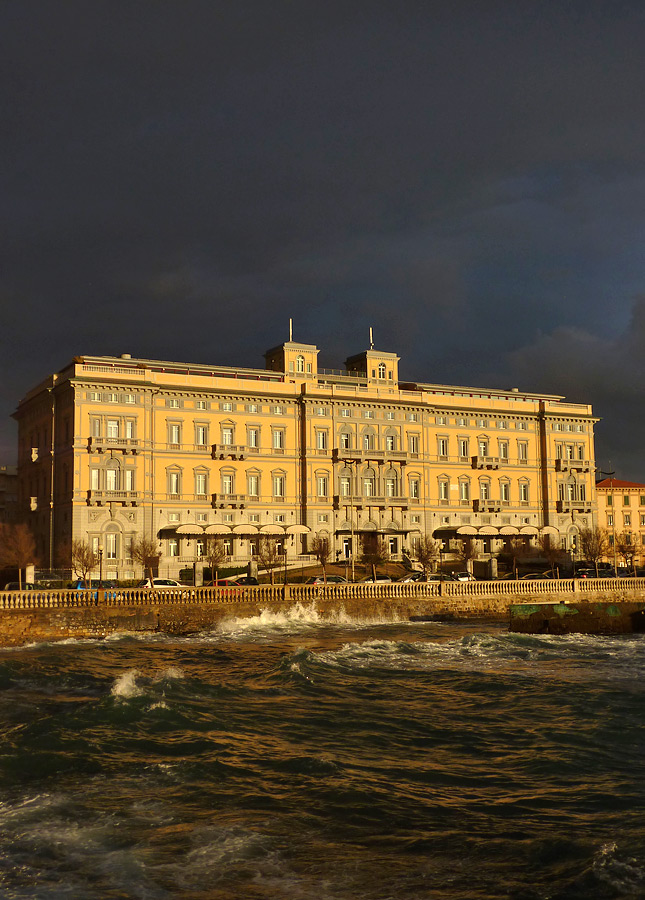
[473,499,502,512]
[471,455,499,469]
[87,436,140,455]
[211,444,246,460]
[332,448,409,464]
[555,458,589,473]
[87,490,140,506]
[556,499,592,513]
[211,493,246,508]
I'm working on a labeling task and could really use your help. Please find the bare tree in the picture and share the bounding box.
[311,535,331,583]
[0,523,38,589]
[506,537,525,579]
[71,539,98,587]
[129,536,161,583]
[360,536,390,580]
[456,537,479,572]
[414,535,440,577]
[578,526,611,577]
[204,537,227,585]
[614,532,637,573]
[257,536,282,584]
[537,533,566,578]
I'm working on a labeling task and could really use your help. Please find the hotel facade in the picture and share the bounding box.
[13,340,598,580]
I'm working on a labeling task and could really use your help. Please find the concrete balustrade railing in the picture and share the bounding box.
[0,577,643,611]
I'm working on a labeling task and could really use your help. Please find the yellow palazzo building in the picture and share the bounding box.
[13,338,598,580]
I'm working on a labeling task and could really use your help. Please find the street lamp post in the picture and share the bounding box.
[98,547,103,589]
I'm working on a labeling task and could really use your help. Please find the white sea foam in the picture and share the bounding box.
[111,669,144,699]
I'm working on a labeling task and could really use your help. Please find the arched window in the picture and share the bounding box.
[363,467,377,497]
[378,362,386,379]
[296,355,305,373]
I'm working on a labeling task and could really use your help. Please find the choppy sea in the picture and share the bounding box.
[0,604,643,899]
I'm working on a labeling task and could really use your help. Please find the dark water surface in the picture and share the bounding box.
[0,606,643,899]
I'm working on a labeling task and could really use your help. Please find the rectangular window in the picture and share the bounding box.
[436,415,447,425]
[607,514,614,527]
[195,473,207,496]
[499,441,509,460]
[248,474,259,497]
[439,480,449,501]
[409,413,418,422]
[248,428,259,448]
[272,430,284,450]
[124,469,135,491]
[624,514,631,527]
[501,482,510,501]
[168,472,180,496]
[125,420,135,439]
[385,478,396,497]
[624,495,631,506]
[106,469,118,491]
[363,477,375,497]
[364,410,374,419]
[168,424,181,445]
[221,427,233,446]
[340,432,351,450]
[273,406,284,415]
[316,431,328,450]
[386,411,395,420]
[167,398,180,408]
[107,420,119,439]
[340,409,350,417]
[318,514,329,523]
[437,438,448,458]
[340,476,351,496]
[458,417,467,427]
[478,439,488,457]
[196,400,207,410]
[316,407,327,416]
[90,469,99,490]
[195,425,207,446]
[459,481,469,501]
[498,419,507,430]
[409,478,420,499]
[409,435,419,454]
[273,475,285,498]
[480,481,490,500]
[105,533,117,560]
[607,494,613,506]
[317,476,329,497]
[247,404,258,413]
[222,402,233,412]
[478,418,488,427]
[169,538,179,557]
[91,418,101,437]
[222,474,233,495]
[520,483,529,502]
[518,442,528,462]
[459,438,469,458]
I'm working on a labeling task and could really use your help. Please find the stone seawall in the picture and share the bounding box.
[2,578,645,647]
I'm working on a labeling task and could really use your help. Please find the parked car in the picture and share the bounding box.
[227,576,260,586]
[450,572,476,582]
[305,575,348,585]
[3,582,35,591]
[361,575,393,583]
[137,578,183,588]
[397,572,443,583]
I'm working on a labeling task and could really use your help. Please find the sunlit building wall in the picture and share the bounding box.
[13,341,598,579]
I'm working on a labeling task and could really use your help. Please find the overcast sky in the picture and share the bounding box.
[2,1,645,478]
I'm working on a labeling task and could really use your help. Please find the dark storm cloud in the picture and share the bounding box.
[2,1,645,473]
